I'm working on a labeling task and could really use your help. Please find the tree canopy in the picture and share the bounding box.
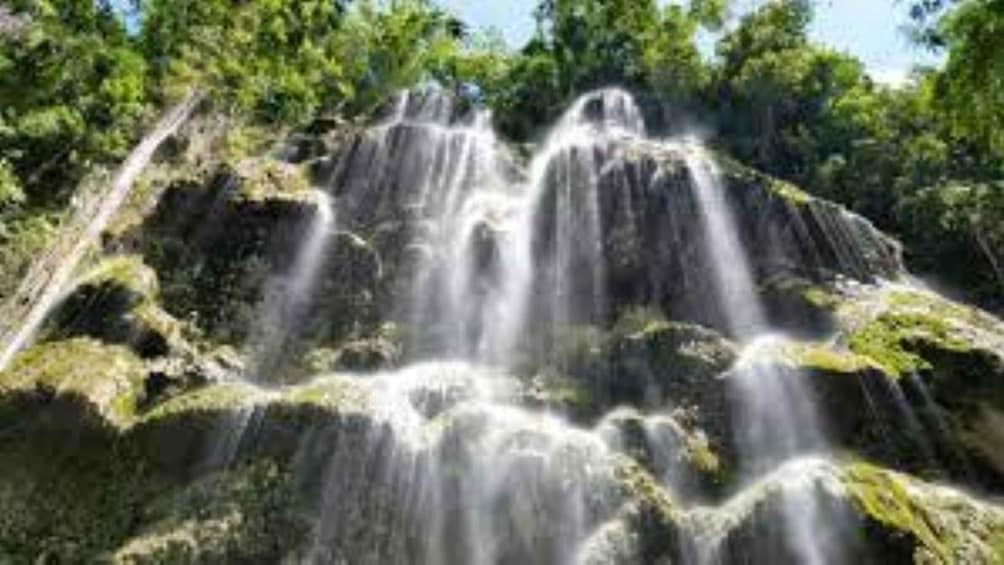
[1,0,1002,309]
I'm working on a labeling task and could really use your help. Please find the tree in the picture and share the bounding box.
[0,0,149,204]
[138,0,465,123]
[932,0,1004,153]
[899,181,1004,307]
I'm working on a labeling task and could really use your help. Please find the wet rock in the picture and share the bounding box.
[678,458,1004,564]
[0,338,147,427]
[109,461,308,564]
[600,408,726,498]
[330,324,403,373]
[117,167,384,358]
[544,316,736,449]
[45,256,172,359]
[759,273,840,336]
[840,286,1004,491]
[583,142,903,337]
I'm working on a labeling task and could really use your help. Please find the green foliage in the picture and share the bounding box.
[139,0,464,123]
[933,0,1004,153]
[0,211,57,301]
[706,0,1004,308]
[534,0,662,91]
[0,0,150,205]
[0,159,23,209]
[1,0,1003,313]
[481,0,723,139]
[899,181,1004,306]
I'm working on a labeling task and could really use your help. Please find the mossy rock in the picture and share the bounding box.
[1,338,147,427]
[841,286,1004,489]
[759,273,841,336]
[675,457,1004,564]
[122,170,383,368]
[606,321,736,456]
[843,287,1004,379]
[327,324,403,373]
[539,318,737,473]
[600,408,727,498]
[554,319,736,413]
[45,255,177,359]
[0,343,148,561]
[844,461,1004,563]
[727,335,994,489]
[0,349,378,561]
[109,461,309,564]
[232,159,313,204]
[609,457,684,562]
[123,169,314,346]
[517,370,596,419]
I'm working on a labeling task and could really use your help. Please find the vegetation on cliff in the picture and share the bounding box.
[2,0,1002,308]
[2,0,1004,562]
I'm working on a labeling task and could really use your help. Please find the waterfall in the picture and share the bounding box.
[0,92,201,370]
[499,88,645,359]
[305,362,625,565]
[12,85,911,562]
[683,149,767,339]
[333,88,521,362]
[246,188,335,380]
[330,87,654,365]
[681,145,837,564]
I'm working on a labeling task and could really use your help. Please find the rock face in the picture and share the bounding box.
[2,87,1004,563]
[585,140,902,336]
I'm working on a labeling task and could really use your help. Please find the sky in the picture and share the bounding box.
[437,0,943,86]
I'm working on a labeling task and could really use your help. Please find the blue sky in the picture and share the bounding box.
[437,0,942,85]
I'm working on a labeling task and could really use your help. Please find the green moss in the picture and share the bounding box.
[715,152,813,206]
[143,375,374,424]
[614,456,680,518]
[46,255,195,360]
[683,433,721,476]
[845,462,947,555]
[612,305,670,338]
[80,254,160,302]
[235,160,312,203]
[843,462,1004,563]
[111,461,307,563]
[0,338,147,426]
[781,342,880,375]
[803,286,841,310]
[612,457,682,560]
[143,383,264,422]
[519,370,596,415]
[280,376,370,414]
[847,290,983,377]
[130,301,189,347]
[769,178,812,205]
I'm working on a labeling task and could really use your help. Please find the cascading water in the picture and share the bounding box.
[305,362,628,565]
[681,146,839,564]
[333,88,522,362]
[293,89,665,564]
[682,149,766,339]
[204,86,904,563]
[247,188,335,380]
[0,92,201,370]
[332,87,649,365]
[501,88,647,358]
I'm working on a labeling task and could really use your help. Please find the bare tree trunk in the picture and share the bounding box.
[973,226,1004,286]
